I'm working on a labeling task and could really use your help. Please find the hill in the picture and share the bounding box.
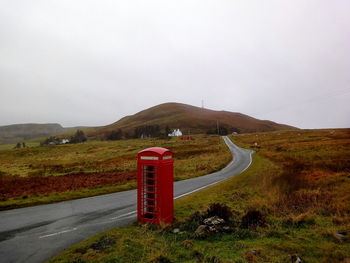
[93,102,296,138]
[0,123,94,145]
[0,123,67,144]
[0,103,297,143]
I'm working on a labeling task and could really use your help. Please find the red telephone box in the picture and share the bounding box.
[137,147,174,224]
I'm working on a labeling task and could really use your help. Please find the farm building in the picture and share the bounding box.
[168,129,183,137]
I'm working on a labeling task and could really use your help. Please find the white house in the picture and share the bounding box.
[60,139,70,144]
[168,129,183,137]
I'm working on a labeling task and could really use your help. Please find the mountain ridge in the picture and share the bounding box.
[0,123,66,144]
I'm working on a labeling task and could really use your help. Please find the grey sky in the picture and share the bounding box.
[1,0,349,129]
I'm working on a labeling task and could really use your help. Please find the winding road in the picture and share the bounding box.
[0,136,253,263]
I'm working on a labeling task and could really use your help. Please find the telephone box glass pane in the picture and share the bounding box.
[142,165,157,219]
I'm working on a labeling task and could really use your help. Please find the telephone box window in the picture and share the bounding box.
[142,165,157,219]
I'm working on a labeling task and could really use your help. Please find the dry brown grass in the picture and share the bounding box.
[234,128,350,218]
[0,135,231,208]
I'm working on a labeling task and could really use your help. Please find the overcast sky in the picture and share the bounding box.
[1,0,349,129]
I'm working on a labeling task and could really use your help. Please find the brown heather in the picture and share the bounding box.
[235,128,350,217]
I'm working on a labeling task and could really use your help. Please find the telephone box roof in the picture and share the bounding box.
[138,147,171,156]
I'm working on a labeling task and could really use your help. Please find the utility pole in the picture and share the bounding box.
[216,120,220,135]
[201,100,204,109]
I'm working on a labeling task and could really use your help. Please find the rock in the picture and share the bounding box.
[195,216,228,237]
[222,226,231,232]
[208,225,218,233]
[291,254,303,263]
[195,216,228,235]
[195,225,211,238]
[203,216,225,226]
[333,231,348,243]
[173,228,180,234]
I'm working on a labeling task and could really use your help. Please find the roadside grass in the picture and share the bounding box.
[48,129,350,263]
[0,135,231,210]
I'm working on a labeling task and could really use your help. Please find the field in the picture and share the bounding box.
[0,135,231,210]
[0,141,40,150]
[49,129,350,263]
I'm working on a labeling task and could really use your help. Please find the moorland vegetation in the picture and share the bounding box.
[0,135,231,210]
[49,129,350,263]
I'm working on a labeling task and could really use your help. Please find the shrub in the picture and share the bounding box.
[241,210,266,229]
[70,130,87,144]
[107,129,123,140]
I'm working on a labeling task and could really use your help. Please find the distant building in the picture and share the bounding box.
[168,129,183,137]
[61,139,70,144]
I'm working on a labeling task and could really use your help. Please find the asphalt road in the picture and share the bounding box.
[0,136,253,263]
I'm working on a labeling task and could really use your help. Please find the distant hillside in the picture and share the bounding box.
[0,123,67,144]
[1,103,296,143]
[92,102,297,138]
